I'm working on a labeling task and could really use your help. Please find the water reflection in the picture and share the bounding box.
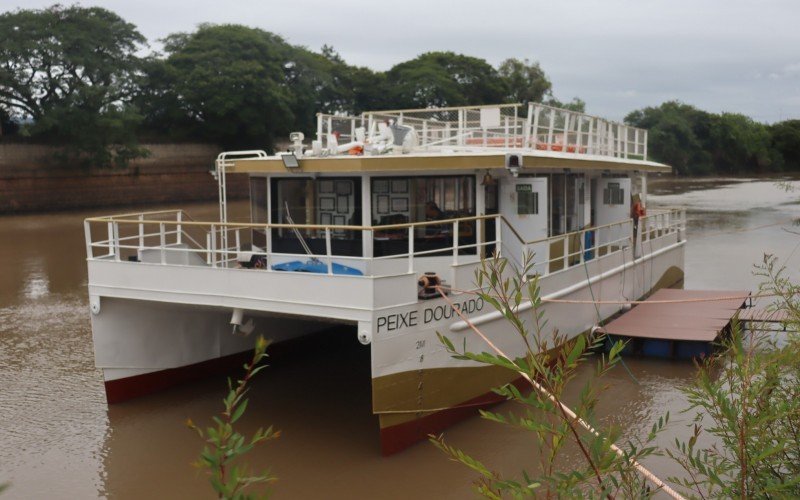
[2,181,800,498]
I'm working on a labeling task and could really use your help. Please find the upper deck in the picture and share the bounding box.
[225,103,668,175]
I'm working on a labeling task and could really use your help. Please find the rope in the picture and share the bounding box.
[443,285,787,306]
[434,286,686,500]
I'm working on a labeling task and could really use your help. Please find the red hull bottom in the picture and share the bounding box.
[379,375,529,455]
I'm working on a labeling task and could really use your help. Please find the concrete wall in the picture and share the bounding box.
[0,143,249,213]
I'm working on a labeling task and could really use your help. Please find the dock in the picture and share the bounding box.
[602,289,750,359]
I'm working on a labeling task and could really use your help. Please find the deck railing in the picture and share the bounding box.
[85,208,685,279]
[315,102,647,160]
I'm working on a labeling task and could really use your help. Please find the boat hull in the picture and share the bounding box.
[89,239,684,454]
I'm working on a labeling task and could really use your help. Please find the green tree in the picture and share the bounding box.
[625,101,713,175]
[0,104,18,136]
[149,24,293,150]
[769,119,800,171]
[707,113,773,173]
[498,58,552,104]
[546,96,586,113]
[386,52,507,109]
[0,5,147,166]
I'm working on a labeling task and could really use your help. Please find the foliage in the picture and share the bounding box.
[144,24,293,150]
[0,4,147,166]
[625,101,800,175]
[546,97,587,113]
[625,102,714,175]
[432,253,667,498]
[769,120,800,170]
[386,52,507,109]
[498,58,552,104]
[667,255,800,498]
[187,335,280,500]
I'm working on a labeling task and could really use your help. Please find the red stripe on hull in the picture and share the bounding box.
[379,375,529,455]
[105,350,253,404]
[103,331,341,404]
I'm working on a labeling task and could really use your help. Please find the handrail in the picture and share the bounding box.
[85,208,685,279]
[85,213,499,232]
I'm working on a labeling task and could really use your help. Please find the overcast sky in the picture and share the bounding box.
[4,0,800,122]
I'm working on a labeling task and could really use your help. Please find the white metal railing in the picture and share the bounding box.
[314,102,647,160]
[84,208,685,279]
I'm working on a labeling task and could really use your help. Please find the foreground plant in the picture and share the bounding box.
[187,335,280,499]
[432,253,670,499]
[667,255,800,498]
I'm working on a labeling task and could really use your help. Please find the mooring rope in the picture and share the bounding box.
[434,286,687,500]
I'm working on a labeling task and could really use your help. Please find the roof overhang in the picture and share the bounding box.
[226,150,671,175]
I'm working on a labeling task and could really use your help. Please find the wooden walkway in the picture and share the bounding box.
[603,289,750,342]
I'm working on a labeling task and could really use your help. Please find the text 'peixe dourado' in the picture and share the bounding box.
[376,297,485,333]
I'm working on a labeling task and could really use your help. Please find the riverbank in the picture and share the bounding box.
[0,143,248,214]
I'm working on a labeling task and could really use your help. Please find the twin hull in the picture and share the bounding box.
[90,241,684,454]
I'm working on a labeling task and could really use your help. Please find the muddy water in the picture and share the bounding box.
[2,178,800,499]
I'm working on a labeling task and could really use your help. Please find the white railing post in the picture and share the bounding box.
[265,224,272,255]
[496,217,503,258]
[452,220,459,265]
[235,228,241,255]
[476,217,483,258]
[206,233,212,264]
[563,236,568,269]
[84,220,93,259]
[113,222,121,262]
[159,222,166,265]
[408,226,414,273]
[325,227,333,275]
[138,214,144,250]
[106,221,114,257]
[210,225,217,268]
[177,212,183,245]
[578,229,585,264]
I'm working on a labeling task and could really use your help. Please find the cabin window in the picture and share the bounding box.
[270,177,362,256]
[249,177,269,248]
[516,185,539,215]
[249,177,268,224]
[603,182,625,205]
[371,175,476,257]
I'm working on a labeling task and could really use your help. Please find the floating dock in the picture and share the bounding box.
[602,289,750,359]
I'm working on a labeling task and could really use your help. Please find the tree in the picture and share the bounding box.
[386,52,506,109]
[0,104,18,136]
[546,96,586,113]
[769,119,800,171]
[0,5,146,165]
[149,24,294,150]
[498,58,551,104]
[625,101,713,175]
[707,113,773,173]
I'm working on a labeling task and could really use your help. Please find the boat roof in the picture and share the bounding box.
[221,102,671,175]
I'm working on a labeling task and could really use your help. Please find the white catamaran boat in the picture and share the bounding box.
[84,103,685,454]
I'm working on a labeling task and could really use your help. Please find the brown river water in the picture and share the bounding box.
[2,177,800,499]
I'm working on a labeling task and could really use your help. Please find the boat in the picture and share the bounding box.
[83,102,685,454]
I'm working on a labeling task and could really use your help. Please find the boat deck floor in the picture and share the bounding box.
[603,289,750,342]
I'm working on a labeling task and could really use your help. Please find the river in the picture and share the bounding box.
[1,177,799,498]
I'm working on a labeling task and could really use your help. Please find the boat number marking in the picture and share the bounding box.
[376,297,485,333]
[416,340,425,349]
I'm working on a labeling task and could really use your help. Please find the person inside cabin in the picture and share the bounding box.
[631,193,646,238]
[425,201,445,236]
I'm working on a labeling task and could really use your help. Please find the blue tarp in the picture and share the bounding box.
[272,260,364,276]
